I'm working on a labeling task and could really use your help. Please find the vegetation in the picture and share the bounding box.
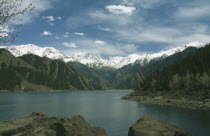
[0,49,110,91]
[108,47,198,90]
[0,63,22,90]
[140,44,210,93]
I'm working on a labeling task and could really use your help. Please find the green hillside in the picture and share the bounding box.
[137,44,210,100]
[0,50,110,91]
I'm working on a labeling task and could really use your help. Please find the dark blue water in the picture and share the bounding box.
[0,91,209,136]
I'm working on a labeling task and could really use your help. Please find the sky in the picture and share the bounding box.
[7,0,210,58]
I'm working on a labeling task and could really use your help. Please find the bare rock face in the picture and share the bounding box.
[0,112,107,136]
[128,116,192,136]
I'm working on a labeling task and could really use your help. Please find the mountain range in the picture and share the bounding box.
[0,41,204,69]
[0,41,207,91]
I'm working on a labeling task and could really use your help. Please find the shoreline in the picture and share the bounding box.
[0,89,133,93]
[122,91,210,110]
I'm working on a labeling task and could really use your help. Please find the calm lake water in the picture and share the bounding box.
[0,90,209,136]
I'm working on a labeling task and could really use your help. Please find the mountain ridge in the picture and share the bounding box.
[0,41,204,69]
[0,43,208,91]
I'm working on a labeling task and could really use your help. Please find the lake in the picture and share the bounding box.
[0,90,209,136]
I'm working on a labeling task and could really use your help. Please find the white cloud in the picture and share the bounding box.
[89,10,135,26]
[41,31,52,36]
[98,26,111,32]
[0,25,11,38]
[0,26,10,33]
[57,17,62,20]
[42,16,54,21]
[95,40,106,44]
[42,16,57,26]
[62,32,70,38]
[62,42,78,48]
[0,33,9,38]
[74,32,85,36]
[49,23,54,26]
[63,35,69,38]
[42,16,63,26]
[106,5,136,15]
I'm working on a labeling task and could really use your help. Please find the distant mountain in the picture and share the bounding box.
[0,42,204,69]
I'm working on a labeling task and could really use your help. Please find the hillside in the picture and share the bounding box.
[123,44,210,109]
[140,43,210,93]
[0,49,110,91]
[108,47,198,89]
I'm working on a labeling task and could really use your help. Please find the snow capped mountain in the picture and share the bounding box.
[0,44,77,62]
[0,42,204,69]
[133,41,205,66]
[106,42,204,68]
[73,52,106,68]
[106,54,141,69]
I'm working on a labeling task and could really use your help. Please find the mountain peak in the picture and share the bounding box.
[184,41,204,48]
[0,41,205,69]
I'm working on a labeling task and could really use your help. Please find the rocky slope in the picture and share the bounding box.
[0,112,107,136]
[128,116,191,136]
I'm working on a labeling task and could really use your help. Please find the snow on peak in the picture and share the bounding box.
[184,41,204,48]
[133,41,205,66]
[0,41,205,69]
[0,44,76,62]
[106,54,141,69]
[105,41,204,68]
[74,51,106,68]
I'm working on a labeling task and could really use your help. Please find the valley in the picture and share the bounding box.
[1,42,210,111]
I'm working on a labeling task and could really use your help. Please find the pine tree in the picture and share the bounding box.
[201,72,210,89]
[184,72,194,91]
[151,79,157,91]
[169,74,182,90]
[195,73,201,89]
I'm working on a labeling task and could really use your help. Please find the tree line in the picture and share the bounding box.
[140,43,210,92]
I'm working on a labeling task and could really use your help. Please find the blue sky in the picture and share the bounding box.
[9,0,210,58]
